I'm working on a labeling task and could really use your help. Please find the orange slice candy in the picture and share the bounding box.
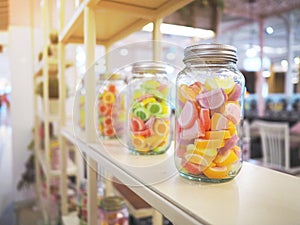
[145,134,164,148]
[204,130,231,140]
[178,84,196,102]
[194,138,224,149]
[203,164,229,179]
[184,153,211,168]
[211,113,229,131]
[214,149,239,167]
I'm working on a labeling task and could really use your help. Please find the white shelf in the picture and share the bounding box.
[37,150,78,177]
[62,212,79,225]
[61,126,86,144]
[60,128,300,225]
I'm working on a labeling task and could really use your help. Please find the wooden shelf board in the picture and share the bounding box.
[37,150,78,177]
[34,58,73,77]
[62,211,80,225]
[59,0,193,45]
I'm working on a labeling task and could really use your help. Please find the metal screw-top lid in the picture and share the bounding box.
[100,196,126,211]
[183,44,237,63]
[99,73,123,80]
[132,61,171,74]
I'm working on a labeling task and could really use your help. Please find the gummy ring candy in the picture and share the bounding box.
[108,84,116,93]
[154,119,169,136]
[133,107,150,121]
[102,91,115,104]
[131,135,146,149]
[147,102,162,115]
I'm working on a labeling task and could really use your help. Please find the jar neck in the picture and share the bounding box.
[185,59,237,68]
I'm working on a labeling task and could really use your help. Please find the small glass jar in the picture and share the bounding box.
[127,61,172,155]
[99,196,128,225]
[175,44,245,183]
[97,74,126,139]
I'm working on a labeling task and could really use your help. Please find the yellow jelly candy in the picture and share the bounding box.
[204,130,231,140]
[178,84,196,102]
[203,163,229,179]
[185,148,217,163]
[228,121,237,136]
[141,97,156,106]
[205,77,219,90]
[214,149,238,167]
[194,139,224,150]
[215,77,235,94]
[184,153,210,167]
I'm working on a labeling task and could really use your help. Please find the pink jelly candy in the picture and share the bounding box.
[178,101,197,129]
[181,118,204,140]
[228,84,242,101]
[218,134,239,155]
[224,102,241,124]
[196,88,225,109]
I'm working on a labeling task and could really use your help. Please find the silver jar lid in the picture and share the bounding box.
[100,196,126,211]
[183,43,237,62]
[132,61,171,74]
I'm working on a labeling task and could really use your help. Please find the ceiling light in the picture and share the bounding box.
[265,26,274,35]
[281,59,288,68]
[142,23,215,39]
[246,47,257,58]
[294,57,300,65]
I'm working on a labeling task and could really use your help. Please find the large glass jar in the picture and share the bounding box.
[127,61,172,155]
[175,44,245,183]
[97,74,126,139]
[99,196,128,225]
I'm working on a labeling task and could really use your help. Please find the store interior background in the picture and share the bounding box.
[0,0,300,224]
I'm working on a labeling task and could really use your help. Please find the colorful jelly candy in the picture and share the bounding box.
[129,79,170,154]
[176,76,243,180]
[98,83,124,138]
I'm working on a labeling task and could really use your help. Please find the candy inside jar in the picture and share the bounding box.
[175,44,245,183]
[97,74,126,139]
[127,61,172,155]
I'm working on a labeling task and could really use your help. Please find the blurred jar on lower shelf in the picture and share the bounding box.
[98,196,128,225]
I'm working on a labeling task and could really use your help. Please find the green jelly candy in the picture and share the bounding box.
[142,80,161,90]
[134,107,150,121]
[147,102,162,115]
[148,89,165,99]
[133,89,143,99]
[131,102,141,112]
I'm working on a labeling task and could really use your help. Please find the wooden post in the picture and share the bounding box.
[84,6,98,225]
[153,19,162,61]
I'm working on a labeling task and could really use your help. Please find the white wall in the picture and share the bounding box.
[9,26,35,202]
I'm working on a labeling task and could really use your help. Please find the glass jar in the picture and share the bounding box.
[99,196,128,225]
[97,74,126,139]
[127,61,172,155]
[175,44,245,183]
